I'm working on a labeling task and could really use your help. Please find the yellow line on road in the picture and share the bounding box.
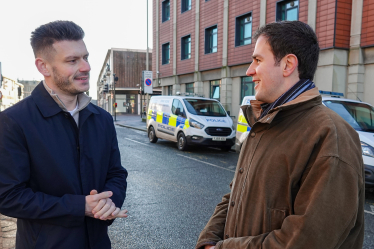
[177,154,235,173]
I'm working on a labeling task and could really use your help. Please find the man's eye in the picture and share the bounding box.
[256,59,260,63]
[69,60,76,63]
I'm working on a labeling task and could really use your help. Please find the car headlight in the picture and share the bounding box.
[361,141,374,158]
[232,124,235,131]
[189,119,204,129]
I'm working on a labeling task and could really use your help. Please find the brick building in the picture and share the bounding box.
[153,0,374,122]
[97,48,160,115]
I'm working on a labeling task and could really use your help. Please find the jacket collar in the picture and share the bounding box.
[31,81,99,118]
[241,87,322,127]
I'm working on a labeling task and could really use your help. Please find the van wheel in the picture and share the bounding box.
[148,126,158,143]
[221,146,231,152]
[177,132,188,151]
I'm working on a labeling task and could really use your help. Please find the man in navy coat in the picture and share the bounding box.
[0,21,128,249]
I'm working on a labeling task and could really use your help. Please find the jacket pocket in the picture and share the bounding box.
[268,208,288,232]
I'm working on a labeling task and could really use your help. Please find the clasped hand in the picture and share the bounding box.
[85,190,128,220]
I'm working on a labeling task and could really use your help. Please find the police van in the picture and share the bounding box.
[147,95,236,151]
[235,91,374,188]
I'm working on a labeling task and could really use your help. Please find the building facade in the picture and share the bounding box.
[0,76,24,112]
[97,48,160,115]
[18,79,39,98]
[153,0,374,123]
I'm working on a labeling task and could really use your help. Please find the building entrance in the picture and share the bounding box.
[116,94,138,114]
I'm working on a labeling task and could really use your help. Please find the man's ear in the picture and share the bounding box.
[282,54,298,77]
[35,58,51,77]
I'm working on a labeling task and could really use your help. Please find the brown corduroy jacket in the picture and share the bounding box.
[196,88,365,249]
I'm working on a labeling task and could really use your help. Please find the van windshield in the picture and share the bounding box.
[323,100,374,132]
[183,99,227,117]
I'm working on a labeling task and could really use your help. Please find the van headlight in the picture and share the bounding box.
[362,141,374,158]
[189,119,204,129]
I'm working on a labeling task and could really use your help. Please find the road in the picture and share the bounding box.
[110,126,374,249]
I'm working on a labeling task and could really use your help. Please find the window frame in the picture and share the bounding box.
[186,83,194,94]
[181,34,192,60]
[240,77,255,103]
[181,0,192,13]
[167,85,173,96]
[162,0,171,23]
[235,12,253,47]
[205,25,218,54]
[210,80,221,101]
[276,0,299,21]
[162,42,170,65]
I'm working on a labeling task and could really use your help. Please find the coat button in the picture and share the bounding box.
[239,168,244,173]
[231,201,235,207]
[225,234,229,239]
[251,132,256,137]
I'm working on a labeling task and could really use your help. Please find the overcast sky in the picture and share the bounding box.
[0,0,153,100]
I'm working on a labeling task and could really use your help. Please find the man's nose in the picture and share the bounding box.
[80,60,91,72]
[246,63,255,77]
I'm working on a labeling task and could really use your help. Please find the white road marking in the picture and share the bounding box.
[125,138,151,147]
[177,154,235,172]
[371,205,374,213]
[364,210,374,215]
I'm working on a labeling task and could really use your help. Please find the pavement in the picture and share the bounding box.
[113,114,147,132]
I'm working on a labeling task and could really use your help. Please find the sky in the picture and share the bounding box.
[0,0,153,100]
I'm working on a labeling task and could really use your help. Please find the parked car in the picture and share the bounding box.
[147,95,236,151]
[235,91,374,188]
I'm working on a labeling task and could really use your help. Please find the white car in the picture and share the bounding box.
[147,96,236,151]
[235,92,374,188]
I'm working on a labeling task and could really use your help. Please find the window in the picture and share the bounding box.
[181,35,191,60]
[181,0,191,13]
[241,77,254,103]
[172,99,185,117]
[210,80,221,101]
[236,13,252,46]
[186,83,194,94]
[277,0,299,21]
[167,85,173,96]
[162,0,170,22]
[205,26,218,54]
[162,43,170,65]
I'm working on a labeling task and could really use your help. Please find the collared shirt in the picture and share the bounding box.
[259,78,315,120]
[42,81,92,125]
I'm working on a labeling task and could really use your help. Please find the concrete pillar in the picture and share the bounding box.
[308,0,317,31]
[347,0,364,101]
[156,0,160,87]
[173,0,177,76]
[220,67,232,112]
[222,0,229,67]
[260,0,267,27]
[194,72,203,96]
[194,0,200,72]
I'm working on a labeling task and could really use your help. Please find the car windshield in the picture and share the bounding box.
[323,100,374,132]
[183,99,227,117]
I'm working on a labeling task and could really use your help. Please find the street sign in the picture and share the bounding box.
[143,71,153,94]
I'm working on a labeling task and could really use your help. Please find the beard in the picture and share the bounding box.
[52,67,89,95]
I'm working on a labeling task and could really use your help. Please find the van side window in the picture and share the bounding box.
[172,99,185,117]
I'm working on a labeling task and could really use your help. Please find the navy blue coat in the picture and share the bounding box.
[0,82,128,249]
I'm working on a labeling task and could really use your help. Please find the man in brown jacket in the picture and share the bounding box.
[196,21,364,249]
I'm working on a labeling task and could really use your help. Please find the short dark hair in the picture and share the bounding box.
[253,21,319,80]
[30,21,85,58]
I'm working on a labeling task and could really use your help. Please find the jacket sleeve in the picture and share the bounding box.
[195,191,231,249]
[213,156,364,249]
[0,113,85,227]
[102,120,128,213]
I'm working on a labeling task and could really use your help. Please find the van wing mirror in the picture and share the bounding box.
[227,111,231,116]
